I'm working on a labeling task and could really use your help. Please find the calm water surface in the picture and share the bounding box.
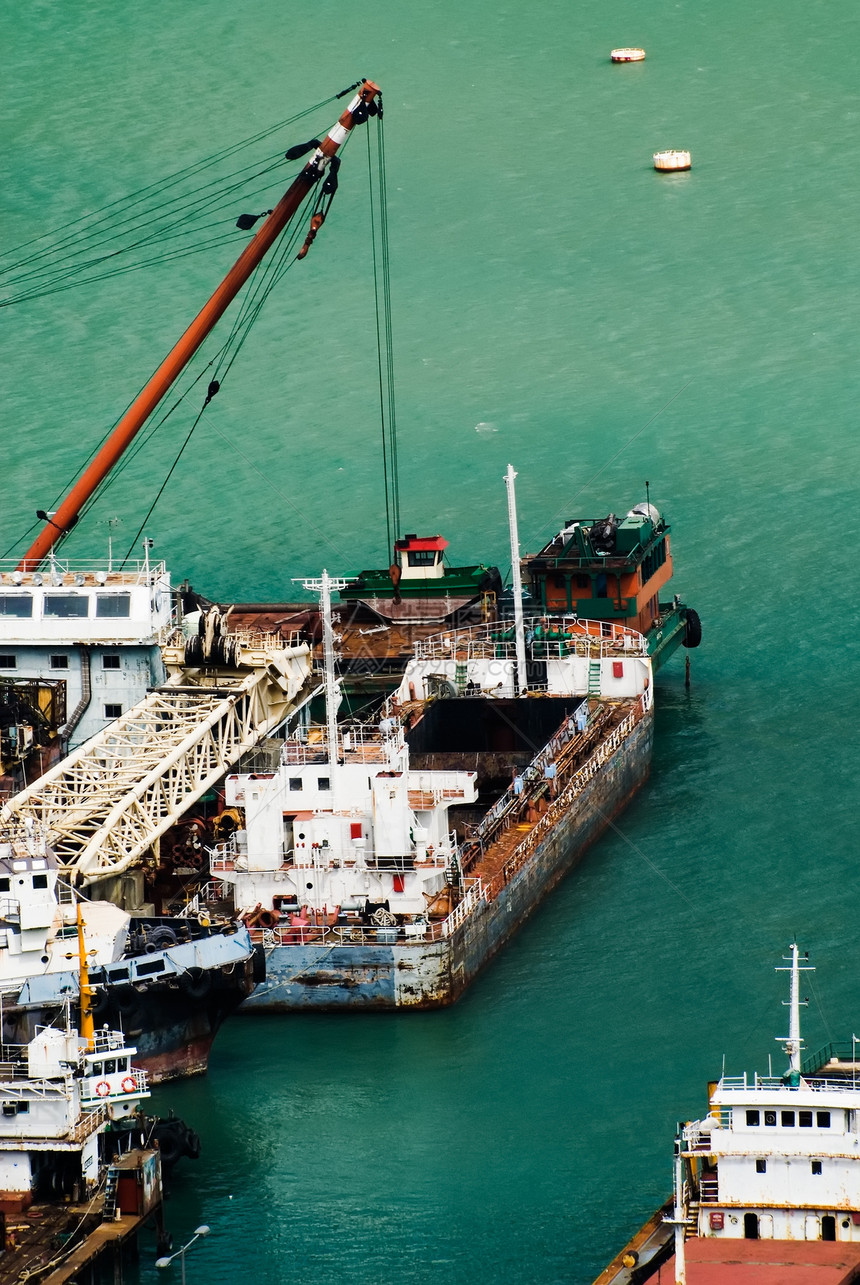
[2,0,859,1280]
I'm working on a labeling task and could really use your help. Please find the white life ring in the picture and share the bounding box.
[121,1076,137,1094]
[95,1081,111,1098]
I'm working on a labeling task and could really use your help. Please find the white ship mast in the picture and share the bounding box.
[504,464,528,695]
[776,941,812,1082]
[300,570,351,807]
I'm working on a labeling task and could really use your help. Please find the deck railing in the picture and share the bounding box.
[718,1072,860,1095]
[442,699,645,930]
[411,617,648,663]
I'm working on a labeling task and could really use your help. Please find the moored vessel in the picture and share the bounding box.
[0,819,260,1083]
[190,546,653,1009]
[523,500,700,671]
[596,945,860,1284]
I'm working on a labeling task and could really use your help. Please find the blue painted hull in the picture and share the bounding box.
[242,708,653,1011]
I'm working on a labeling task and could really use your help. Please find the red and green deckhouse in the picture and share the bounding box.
[522,503,700,671]
[339,534,502,623]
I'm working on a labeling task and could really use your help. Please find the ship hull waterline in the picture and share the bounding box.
[241,707,653,1011]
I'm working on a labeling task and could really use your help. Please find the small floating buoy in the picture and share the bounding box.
[611,47,646,62]
[653,149,691,172]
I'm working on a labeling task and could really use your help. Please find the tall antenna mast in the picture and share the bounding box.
[18,81,382,571]
[299,571,350,807]
[776,942,812,1082]
[504,464,528,696]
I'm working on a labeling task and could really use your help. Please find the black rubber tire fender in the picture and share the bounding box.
[683,607,702,648]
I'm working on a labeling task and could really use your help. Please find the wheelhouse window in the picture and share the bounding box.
[317,777,331,791]
[746,1109,760,1126]
[764,1111,777,1126]
[44,594,89,618]
[50,655,69,669]
[289,778,303,792]
[0,595,33,618]
[407,550,437,566]
[817,1111,831,1128]
[799,1111,813,1127]
[781,1111,795,1127]
[102,654,121,669]
[32,874,48,890]
[96,593,131,618]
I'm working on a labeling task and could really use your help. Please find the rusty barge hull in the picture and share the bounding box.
[242,708,653,1011]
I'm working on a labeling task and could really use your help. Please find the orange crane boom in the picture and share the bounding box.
[18,80,381,571]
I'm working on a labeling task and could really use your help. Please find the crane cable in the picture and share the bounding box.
[366,100,400,561]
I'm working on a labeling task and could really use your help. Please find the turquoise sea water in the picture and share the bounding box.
[3,0,860,1280]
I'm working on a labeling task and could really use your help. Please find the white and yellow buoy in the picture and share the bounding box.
[611,47,645,62]
[653,149,692,172]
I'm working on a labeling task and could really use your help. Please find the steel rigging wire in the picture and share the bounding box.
[0,87,362,559]
[0,91,355,309]
[366,99,400,560]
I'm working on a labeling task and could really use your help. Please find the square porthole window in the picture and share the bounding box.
[289,779,303,792]
[799,1111,813,1127]
[746,1110,760,1126]
[317,777,331,791]
[764,1111,777,1127]
[756,1159,767,1173]
[104,704,122,719]
[812,1160,823,1175]
[781,1111,796,1127]
[817,1111,831,1128]
[102,654,121,670]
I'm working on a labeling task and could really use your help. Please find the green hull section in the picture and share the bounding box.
[340,564,499,601]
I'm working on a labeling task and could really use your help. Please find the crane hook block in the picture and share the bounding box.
[297,212,326,261]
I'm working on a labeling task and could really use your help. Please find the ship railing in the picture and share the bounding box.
[0,897,21,922]
[280,720,400,766]
[71,1104,108,1140]
[208,847,236,875]
[178,879,233,917]
[224,627,303,654]
[252,920,434,948]
[0,556,168,587]
[89,1028,130,1054]
[718,1072,860,1095]
[802,1043,860,1077]
[462,704,598,856]
[440,698,648,933]
[81,1066,148,1106]
[411,617,648,663]
[682,1116,729,1150]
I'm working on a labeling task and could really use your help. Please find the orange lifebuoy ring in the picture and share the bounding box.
[121,1076,136,1094]
[96,1081,111,1098]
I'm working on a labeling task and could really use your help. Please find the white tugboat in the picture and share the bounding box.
[0,819,259,1082]
[596,945,860,1284]
[0,940,149,1214]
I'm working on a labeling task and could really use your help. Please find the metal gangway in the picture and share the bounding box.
[0,627,316,886]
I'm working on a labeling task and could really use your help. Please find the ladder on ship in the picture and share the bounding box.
[587,658,602,697]
[103,1165,119,1220]
[0,631,316,887]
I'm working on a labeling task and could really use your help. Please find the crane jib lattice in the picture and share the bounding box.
[0,641,314,885]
